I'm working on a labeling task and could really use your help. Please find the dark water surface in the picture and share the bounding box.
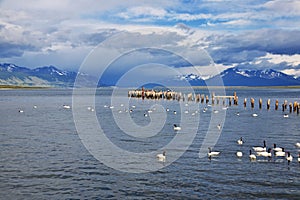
[0,88,299,199]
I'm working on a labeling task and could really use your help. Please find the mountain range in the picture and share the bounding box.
[1,63,300,87]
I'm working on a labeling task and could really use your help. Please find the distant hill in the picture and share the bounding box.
[1,63,300,87]
[0,63,98,87]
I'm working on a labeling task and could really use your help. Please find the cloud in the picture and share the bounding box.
[207,29,300,64]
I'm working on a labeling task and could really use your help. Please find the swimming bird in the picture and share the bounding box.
[217,124,221,130]
[295,142,300,148]
[256,148,272,158]
[236,112,240,116]
[63,105,71,109]
[275,148,285,157]
[249,150,256,161]
[237,137,244,145]
[283,114,289,118]
[252,140,266,152]
[273,144,284,152]
[33,105,37,109]
[236,151,243,158]
[298,153,300,163]
[208,147,220,158]
[173,111,177,115]
[18,109,24,113]
[274,148,286,157]
[156,151,166,162]
[252,113,258,117]
[173,124,181,131]
[286,152,293,163]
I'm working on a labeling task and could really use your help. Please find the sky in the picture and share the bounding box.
[1,0,300,78]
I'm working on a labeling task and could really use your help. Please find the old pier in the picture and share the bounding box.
[128,88,300,114]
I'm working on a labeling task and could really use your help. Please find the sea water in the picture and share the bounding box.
[0,88,299,199]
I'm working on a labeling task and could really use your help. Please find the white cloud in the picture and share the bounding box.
[258,53,300,67]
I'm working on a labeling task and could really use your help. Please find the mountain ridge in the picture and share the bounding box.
[1,63,300,87]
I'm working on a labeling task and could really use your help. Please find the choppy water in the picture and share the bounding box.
[0,88,299,199]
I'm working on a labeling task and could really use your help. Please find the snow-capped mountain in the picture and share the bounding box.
[0,63,98,87]
[1,63,300,87]
[207,68,300,86]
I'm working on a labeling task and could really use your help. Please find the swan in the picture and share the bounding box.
[166,108,170,112]
[213,110,219,114]
[252,113,258,117]
[286,152,293,163]
[249,150,256,161]
[252,140,266,152]
[236,112,240,116]
[156,151,166,162]
[283,114,289,118]
[275,148,285,157]
[208,147,220,158]
[273,144,284,152]
[298,153,300,163]
[295,142,300,148]
[63,105,71,109]
[237,137,244,145]
[173,124,181,131]
[256,148,272,158]
[236,151,243,158]
[33,105,37,109]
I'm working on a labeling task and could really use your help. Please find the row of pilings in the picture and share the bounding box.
[128,88,238,105]
[128,88,300,114]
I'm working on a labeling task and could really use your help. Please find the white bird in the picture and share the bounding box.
[18,109,24,113]
[256,148,272,158]
[273,144,284,152]
[63,105,71,109]
[217,124,221,130]
[249,150,256,161]
[252,113,258,117]
[236,112,240,116]
[166,108,170,112]
[286,152,293,163]
[295,142,300,148]
[33,105,37,109]
[236,151,243,158]
[213,110,219,114]
[173,111,177,115]
[173,124,181,131]
[252,140,266,152]
[208,147,220,158]
[275,149,285,157]
[298,153,300,163]
[237,137,244,145]
[156,151,166,162]
[283,114,289,118]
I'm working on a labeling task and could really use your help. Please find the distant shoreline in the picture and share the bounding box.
[0,85,52,90]
[1,85,300,90]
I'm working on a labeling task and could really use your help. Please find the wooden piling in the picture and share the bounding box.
[251,98,255,109]
[289,103,293,113]
[267,99,270,110]
[206,95,209,104]
[259,98,262,109]
[244,98,247,108]
[275,100,279,110]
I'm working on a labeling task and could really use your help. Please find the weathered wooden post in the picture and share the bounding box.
[293,101,298,112]
[244,98,247,108]
[223,98,225,106]
[289,103,292,113]
[216,97,220,105]
[267,99,271,110]
[206,95,209,104]
[211,93,215,105]
[282,103,285,112]
[229,97,232,106]
[233,92,238,105]
[297,104,300,115]
[201,94,204,103]
[251,98,255,109]
[259,98,262,109]
[275,100,279,110]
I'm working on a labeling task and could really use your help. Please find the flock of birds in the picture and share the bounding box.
[207,139,300,164]
[17,102,300,165]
